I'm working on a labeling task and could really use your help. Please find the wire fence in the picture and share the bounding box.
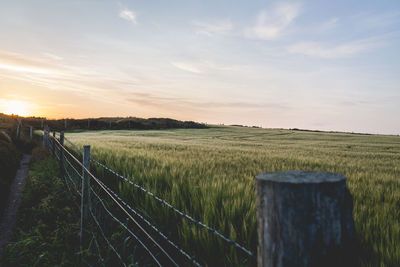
[44,130,256,266]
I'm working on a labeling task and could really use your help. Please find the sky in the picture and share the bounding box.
[0,0,399,134]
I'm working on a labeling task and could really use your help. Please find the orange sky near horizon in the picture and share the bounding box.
[0,1,399,134]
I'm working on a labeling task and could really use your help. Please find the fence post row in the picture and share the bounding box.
[255,171,355,267]
[80,145,91,247]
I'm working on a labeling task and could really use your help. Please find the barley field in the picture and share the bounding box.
[65,126,400,266]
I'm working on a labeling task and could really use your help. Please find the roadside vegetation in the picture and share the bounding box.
[1,147,140,266]
[0,114,21,216]
[1,148,92,266]
[64,126,400,267]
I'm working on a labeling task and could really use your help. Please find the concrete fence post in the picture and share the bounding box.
[255,171,355,267]
[80,145,91,247]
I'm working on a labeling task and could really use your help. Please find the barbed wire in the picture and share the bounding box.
[90,157,256,259]
[90,209,127,267]
[52,138,174,266]
[64,136,83,155]
[50,134,256,264]
[92,172,202,267]
[91,189,162,267]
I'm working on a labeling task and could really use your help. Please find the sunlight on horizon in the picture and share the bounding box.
[0,100,35,117]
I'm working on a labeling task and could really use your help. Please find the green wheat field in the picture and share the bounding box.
[65,126,400,266]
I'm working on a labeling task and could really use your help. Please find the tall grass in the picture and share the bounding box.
[65,126,400,266]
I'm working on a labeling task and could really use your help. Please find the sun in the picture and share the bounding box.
[2,100,30,116]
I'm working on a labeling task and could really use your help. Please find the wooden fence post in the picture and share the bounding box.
[52,131,56,156]
[59,132,65,177]
[80,145,91,247]
[16,118,21,139]
[255,171,355,267]
[30,126,33,140]
[42,126,48,147]
[65,119,67,129]
[88,119,90,129]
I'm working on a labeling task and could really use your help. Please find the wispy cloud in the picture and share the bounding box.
[193,19,233,36]
[286,37,384,58]
[354,11,400,29]
[171,62,202,74]
[43,53,63,61]
[119,8,137,24]
[0,50,64,74]
[318,17,339,32]
[245,3,301,40]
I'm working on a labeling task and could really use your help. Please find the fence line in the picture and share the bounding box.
[90,157,256,258]
[44,130,257,266]
[64,133,255,259]
[47,133,203,265]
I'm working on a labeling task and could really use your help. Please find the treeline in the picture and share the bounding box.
[17,115,207,131]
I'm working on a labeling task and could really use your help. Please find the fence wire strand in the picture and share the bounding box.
[92,172,202,267]
[91,157,256,259]
[91,189,162,267]
[48,133,255,266]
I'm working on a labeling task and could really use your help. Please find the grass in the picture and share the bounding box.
[1,147,136,266]
[62,126,400,266]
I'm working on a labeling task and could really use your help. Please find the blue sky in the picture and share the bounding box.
[0,0,399,134]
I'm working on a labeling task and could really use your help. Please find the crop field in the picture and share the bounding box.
[65,126,400,266]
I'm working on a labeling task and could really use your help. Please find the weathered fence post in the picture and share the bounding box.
[59,132,65,177]
[80,145,91,247]
[255,171,355,267]
[42,126,48,147]
[16,118,21,139]
[52,131,56,156]
[29,126,33,140]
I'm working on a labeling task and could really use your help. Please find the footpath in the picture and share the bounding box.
[0,154,31,256]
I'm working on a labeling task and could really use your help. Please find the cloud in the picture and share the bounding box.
[318,17,339,32]
[354,11,400,29]
[125,91,288,112]
[0,50,65,74]
[119,9,137,24]
[246,3,301,40]
[286,37,383,58]
[171,62,202,74]
[43,53,63,61]
[193,19,233,36]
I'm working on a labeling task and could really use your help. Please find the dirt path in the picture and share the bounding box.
[0,154,31,255]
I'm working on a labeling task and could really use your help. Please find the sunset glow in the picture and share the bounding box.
[1,100,32,117]
[0,1,399,134]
